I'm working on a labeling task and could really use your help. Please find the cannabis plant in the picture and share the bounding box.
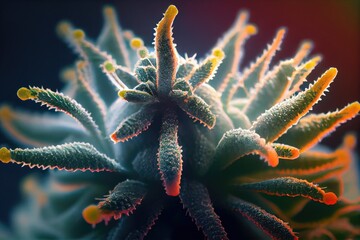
[0,4,359,240]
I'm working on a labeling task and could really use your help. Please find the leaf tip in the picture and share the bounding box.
[82,205,103,226]
[165,5,178,18]
[0,105,12,120]
[17,87,34,101]
[323,192,337,205]
[245,24,258,35]
[73,29,85,41]
[343,133,357,150]
[0,147,11,164]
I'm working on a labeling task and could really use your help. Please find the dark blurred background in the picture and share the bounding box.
[0,0,359,226]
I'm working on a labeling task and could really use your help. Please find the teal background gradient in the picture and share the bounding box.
[0,0,359,227]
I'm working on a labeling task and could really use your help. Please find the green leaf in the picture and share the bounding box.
[17,87,103,144]
[272,143,299,159]
[110,105,157,143]
[187,49,224,90]
[111,66,140,89]
[173,93,216,129]
[134,56,157,84]
[118,89,156,103]
[176,56,197,79]
[241,28,286,91]
[228,196,298,240]
[0,105,85,147]
[226,106,251,129]
[97,6,131,68]
[132,146,160,181]
[243,61,295,121]
[180,179,228,240]
[278,102,360,152]
[251,68,337,143]
[155,5,178,98]
[242,147,351,183]
[75,62,108,134]
[2,142,123,172]
[99,180,147,220]
[107,193,164,240]
[233,177,338,205]
[213,129,279,170]
[210,11,254,90]
[157,108,182,196]
[72,30,117,105]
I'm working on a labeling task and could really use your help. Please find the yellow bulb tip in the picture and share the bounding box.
[103,61,116,73]
[82,205,102,225]
[212,48,225,60]
[0,147,11,164]
[138,48,148,58]
[130,38,144,49]
[73,29,85,40]
[166,5,178,17]
[118,90,126,99]
[56,21,72,36]
[17,87,33,101]
[246,24,257,35]
[343,133,357,150]
[103,6,115,16]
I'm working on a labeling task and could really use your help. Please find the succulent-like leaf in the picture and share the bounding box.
[234,177,338,205]
[180,179,228,240]
[292,41,313,66]
[213,129,279,169]
[0,105,85,147]
[187,49,224,90]
[0,142,123,172]
[97,6,131,68]
[278,102,360,152]
[172,79,193,93]
[118,89,156,103]
[112,66,140,89]
[286,56,321,98]
[243,148,351,183]
[243,61,295,121]
[132,147,160,181]
[134,56,157,84]
[75,62,107,134]
[251,67,337,143]
[157,108,182,196]
[240,28,286,91]
[111,106,157,143]
[226,106,251,129]
[176,56,197,79]
[211,11,255,90]
[173,94,216,129]
[228,196,298,240]
[272,143,300,160]
[17,87,103,142]
[107,193,164,240]
[99,180,147,220]
[72,30,117,105]
[155,5,178,98]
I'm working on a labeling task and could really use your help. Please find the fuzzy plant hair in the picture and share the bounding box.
[0,4,359,240]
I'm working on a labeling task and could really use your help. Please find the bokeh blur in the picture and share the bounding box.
[0,0,359,226]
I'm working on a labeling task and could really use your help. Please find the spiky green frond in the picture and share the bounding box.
[0,142,123,172]
[180,179,228,240]
[251,68,337,143]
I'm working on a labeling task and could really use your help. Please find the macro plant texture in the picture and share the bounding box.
[0,4,360,240]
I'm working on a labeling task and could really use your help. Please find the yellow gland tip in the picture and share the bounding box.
[82,205,102,225]
[166,5,178,17]
[73,29,85,40]
[17,87,34,101]
[212,48,225,60]
[130,38,144,49]
[245,24,258,35]
[103,6,115,17]
[103,61,116,73]
[60,68,76,82]
[0,147,11,164]
[118,90,126,99]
